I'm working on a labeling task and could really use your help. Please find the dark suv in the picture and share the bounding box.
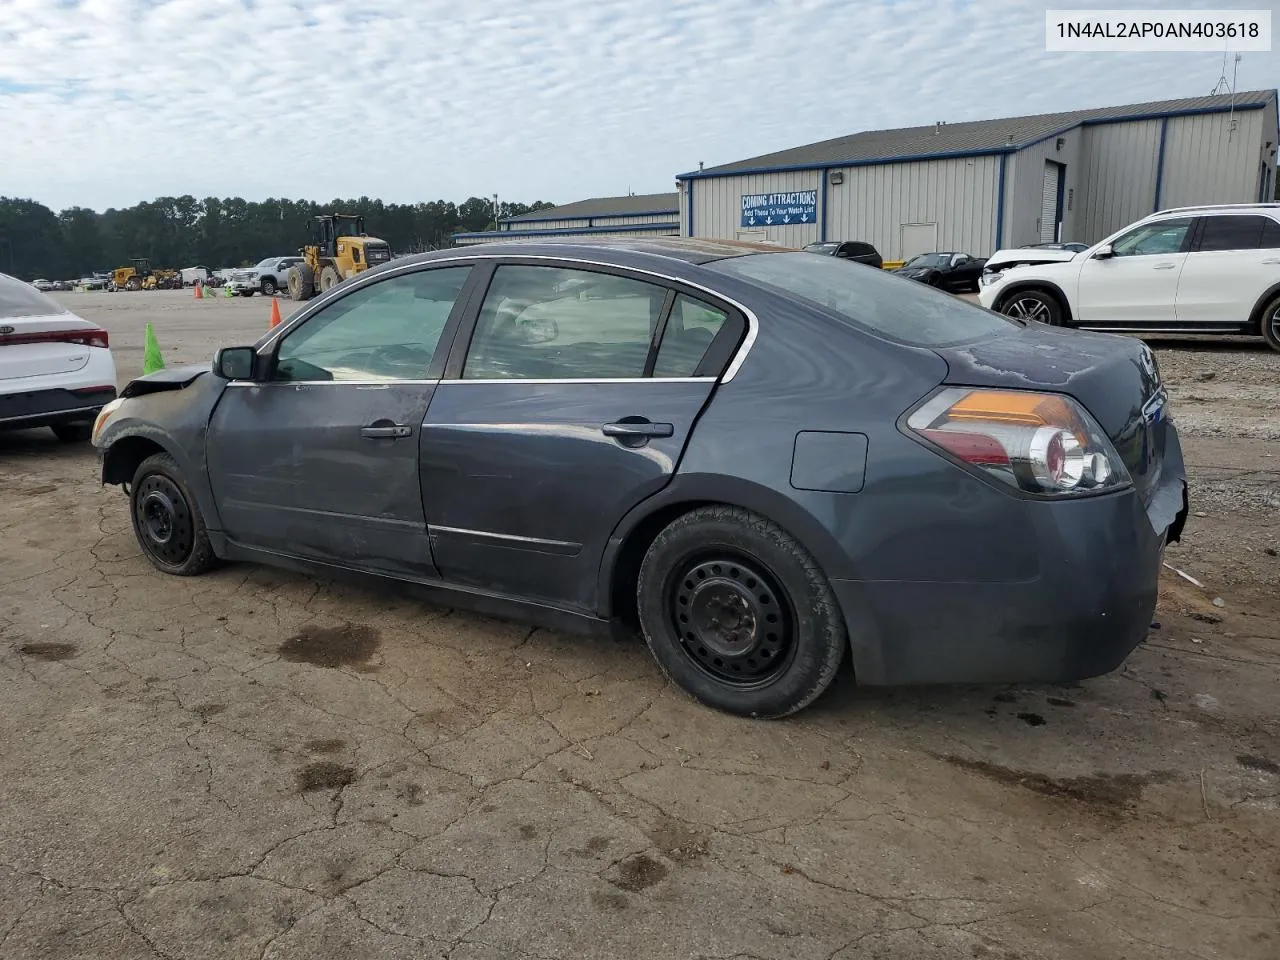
[803,241,883,269]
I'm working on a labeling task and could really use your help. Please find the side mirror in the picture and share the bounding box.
[213,346,257,380]
[1093,243,1114,260]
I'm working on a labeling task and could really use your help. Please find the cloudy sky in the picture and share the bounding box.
[3,0,1277,211]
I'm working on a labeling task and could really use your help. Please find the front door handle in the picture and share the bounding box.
[602,419,674,443]
[1153,263,1178,270]
[1263,258,1280,265]
[361,422,413,439]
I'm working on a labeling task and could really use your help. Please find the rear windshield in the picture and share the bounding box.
[0,274,68,320]
[705,252,1014,347]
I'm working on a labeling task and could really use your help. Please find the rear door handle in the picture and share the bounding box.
[1153,263,1178,270]
[361,423,413,439]
[602,419,674,440]
[1263,258,1280,265]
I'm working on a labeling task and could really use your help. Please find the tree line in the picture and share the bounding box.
[0,194,558,281]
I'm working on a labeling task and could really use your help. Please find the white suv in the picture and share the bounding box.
[978,204,1280,352]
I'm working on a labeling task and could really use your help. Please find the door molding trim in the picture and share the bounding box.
[429,524,582,557]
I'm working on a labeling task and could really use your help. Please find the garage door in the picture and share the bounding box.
[1041,163,1060,243]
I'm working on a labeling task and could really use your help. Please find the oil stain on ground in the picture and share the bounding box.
[940,754,1174,810]
[297,761,357,793]
[591,892,629,912]
[612,854,669,892]
[1238,754,1280,775]
[18,642,77,661]
[305,738,346,754]
[278,624,379,668]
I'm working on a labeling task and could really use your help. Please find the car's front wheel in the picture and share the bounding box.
[261,278,277,296]
[636,506,847,718]
[129,453,218,576]
[999,288,1063,325]
[240,289,255,298]
[1260,295,1280,353]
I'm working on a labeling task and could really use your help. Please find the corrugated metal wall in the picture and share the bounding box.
[590,213,678,227]
[1160,109,1265,207]
[826,155,1000,259]
[1006,129,1083,248]
[1075,120,1162,244]
[690,170,823,246]
[456,227,679,246]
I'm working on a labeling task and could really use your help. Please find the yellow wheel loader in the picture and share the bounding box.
[285,214,392,301]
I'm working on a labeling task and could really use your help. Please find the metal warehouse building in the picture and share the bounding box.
[453,193,679,245]
[678,90,1278,260]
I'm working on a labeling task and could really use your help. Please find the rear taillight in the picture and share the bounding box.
[0,328,109,349]
[906,387,1130,497]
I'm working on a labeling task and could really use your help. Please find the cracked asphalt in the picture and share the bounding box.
[1,291,1278,959]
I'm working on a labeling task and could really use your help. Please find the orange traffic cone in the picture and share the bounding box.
[193,282,203,300]
[269,296,282,328]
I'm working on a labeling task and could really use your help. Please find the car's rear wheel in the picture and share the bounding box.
[240,289,255,297]
[1261,295,1280,353]
[636,506,846,718]
[999,289,1063,325]
[129,453,218,576]
[261,278,277,296]
[51,422,91,443]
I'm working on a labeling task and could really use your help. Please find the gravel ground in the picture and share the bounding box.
[0,291,1276,960]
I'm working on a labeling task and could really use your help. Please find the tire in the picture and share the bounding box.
[636,506,847,718]
[51,422,91,443]
[261,277,277,296]
[240,289,255,297]
[287,264,314,301]
[125,278,140,291]
[129,453,218,576]
[1261,295,1280,353]
[319,265,341,292]
[998,288,1063,326]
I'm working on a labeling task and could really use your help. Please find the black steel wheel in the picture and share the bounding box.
[1261,295,1280,354]
[670,557,795,686]
[129,453,218,576]
[637,506,847,718]
[999,289,1062,325]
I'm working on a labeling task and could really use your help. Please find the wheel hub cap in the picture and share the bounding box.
[671,559,792,685]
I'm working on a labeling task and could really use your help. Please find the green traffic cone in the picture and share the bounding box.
[143,323,165,375]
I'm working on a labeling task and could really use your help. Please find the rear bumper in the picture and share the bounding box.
[0,386,118,429]
[835,465,1188,687]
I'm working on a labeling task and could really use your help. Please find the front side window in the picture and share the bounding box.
[1197,215,1267,252]
[1110,218,1192,257]
[904,253,951,268]
[274,267,470,382]
[463,265,667,380]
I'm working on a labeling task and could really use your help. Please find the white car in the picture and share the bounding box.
[0,272,118,441]
[979,204,1280,352]
[30,279,55,292]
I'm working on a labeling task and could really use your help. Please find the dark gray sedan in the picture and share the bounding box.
[92,239,1187,718]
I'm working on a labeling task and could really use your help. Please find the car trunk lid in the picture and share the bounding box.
[0,315,103,380]
[933,324,1171,508]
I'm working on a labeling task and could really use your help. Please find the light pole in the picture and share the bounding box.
[493,193,499,232]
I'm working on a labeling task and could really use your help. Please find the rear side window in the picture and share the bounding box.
[706,252,1014,347]
[1197,215,1267,252]
[463,265,666,380]
[0,274,68,319]
[654,295,727,377]
[1259,217,1280,249]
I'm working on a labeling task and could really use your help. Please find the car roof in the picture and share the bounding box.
[402,237,798,270]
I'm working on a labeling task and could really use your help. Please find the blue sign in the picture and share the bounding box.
[740,190,817,228]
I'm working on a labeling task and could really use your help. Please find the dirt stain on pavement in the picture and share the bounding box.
[613,854,668,892]
[19,485,57,497]
[941,755,1174,810]
[649,817,710,862]
[193,703,226,719]
[517,824,538,840]
[1017,712,1047,727]
[591,892,629,912]
[18,642,77,661]
[305,738,346,754]
[1047,696,1077,708]
[278,624,378,668]
[575,836,610,858]
[1238,754,1280,775]
[297,762,357,793]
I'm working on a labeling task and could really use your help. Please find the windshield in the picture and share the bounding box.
[903,253,951,268]
[705,252,1014,347]
[334,219,362,238]
[0,274,69,319]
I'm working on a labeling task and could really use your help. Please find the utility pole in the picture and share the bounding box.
[493,193,500,232]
